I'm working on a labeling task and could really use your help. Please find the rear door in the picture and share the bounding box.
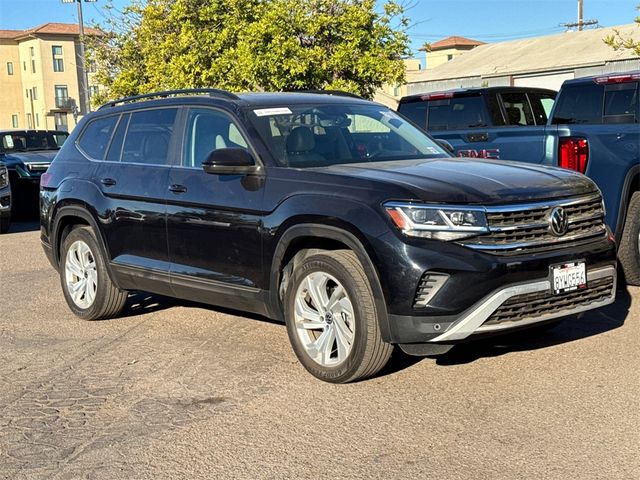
[91,107,179,293]
[549,80,640,232]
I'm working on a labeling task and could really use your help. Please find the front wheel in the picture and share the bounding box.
[284,250,393,383]
[618,192,640,286]
[60,226,128,320]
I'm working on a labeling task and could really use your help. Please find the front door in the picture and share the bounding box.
[166,107,266,311]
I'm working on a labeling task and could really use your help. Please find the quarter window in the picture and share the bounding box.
[121,108,177,165]
[78,115,119,159]
[500,92,535,126]
[183,108,249,168]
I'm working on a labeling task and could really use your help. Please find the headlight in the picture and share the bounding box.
[384,202,488,240]
[0,166,7,189]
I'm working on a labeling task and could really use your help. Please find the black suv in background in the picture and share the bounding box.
[0,130,69,217]
[41,89,617,383]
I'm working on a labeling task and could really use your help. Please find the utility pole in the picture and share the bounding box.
[562,0,598,31]
[61,0,97,114]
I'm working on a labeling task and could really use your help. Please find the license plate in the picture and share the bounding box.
[551,261,587,294]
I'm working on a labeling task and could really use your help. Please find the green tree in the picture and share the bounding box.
[88,0,411,106]
[604,4,640,55]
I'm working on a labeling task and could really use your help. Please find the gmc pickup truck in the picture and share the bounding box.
[398,75,640,285]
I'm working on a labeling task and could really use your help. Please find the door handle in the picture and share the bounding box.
[169,184,187,194]
[100,178,116,187]
[465,132,489,142]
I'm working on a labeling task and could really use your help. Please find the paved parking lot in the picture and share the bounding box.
[0,221,638,479]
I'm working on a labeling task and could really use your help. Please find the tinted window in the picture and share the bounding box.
[501,92,535,126]
[121,108,177,165]
[105,114,129,162]
[1,131,68,152]
[398,101,427,129]
[552,83,604,124]
[528,92,556,125]
[78,116,119,160]
[183,108,249,168]
[427,96,487,131]
[604,83,637,122]
[486,94,506,126]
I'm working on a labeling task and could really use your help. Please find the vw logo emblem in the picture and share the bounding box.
[549,207,569,237]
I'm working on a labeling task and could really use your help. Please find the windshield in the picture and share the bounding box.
[248,103,448,168]
[1,131,69,153]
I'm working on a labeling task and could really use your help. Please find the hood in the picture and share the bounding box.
[319,158,597,205]
[1,150,57,168]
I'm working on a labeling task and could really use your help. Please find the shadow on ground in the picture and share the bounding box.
[5,219,40,234]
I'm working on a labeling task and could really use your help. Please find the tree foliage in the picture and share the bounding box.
[88,0,411,105]
[603,4,640,56]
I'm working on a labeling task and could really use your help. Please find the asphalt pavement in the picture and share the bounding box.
[0,221,638,479]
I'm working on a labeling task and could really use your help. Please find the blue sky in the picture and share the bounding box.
[0,0,637,56]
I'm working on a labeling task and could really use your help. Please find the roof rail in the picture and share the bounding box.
[288,89,363,99]
[98,88,240,109]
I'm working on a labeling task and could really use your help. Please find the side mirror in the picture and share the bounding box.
[435,139,455,155]
[202,148,259,175]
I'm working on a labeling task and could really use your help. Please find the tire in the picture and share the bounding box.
[284,249,393,383]
[60,226,128,320]
[618,192,640,286]
[0,216,10,234]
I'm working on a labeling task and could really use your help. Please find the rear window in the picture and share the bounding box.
[551,83,604,125]
[426,96,487,131]
[398,101,427,129]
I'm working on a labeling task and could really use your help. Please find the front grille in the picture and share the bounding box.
[483,276,614,326]
[460,194,606,255]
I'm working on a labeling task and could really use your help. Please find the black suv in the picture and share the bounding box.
[41,89,617,383]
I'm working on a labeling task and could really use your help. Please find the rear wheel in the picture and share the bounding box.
[284,250,393,383]
[60,226,128,320]
[618,192,640,286]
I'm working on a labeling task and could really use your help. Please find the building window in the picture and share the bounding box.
[23,61,26,71]
[55,85,69,108]
[27,113,33,129]
[32,87,38,100]
[11,115,18,128]
[89,85,99,97]
[52,45,64,72]
[54,112,68,132]
[36,113,40,127]
[25,89,28,98]
[88,60,97,73]
[31,59,36,73]
[7,62,13,75]
[30,46,35,57]
[447,54,454,61]
[393,85,401,97]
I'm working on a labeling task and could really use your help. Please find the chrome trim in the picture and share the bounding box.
[429,265,616,342]
[466,228,607,251]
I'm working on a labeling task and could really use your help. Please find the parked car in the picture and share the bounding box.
[0,130,69,217]
[397,86,557,161]
[41,89,617,383]
[399,74,640,285]
[0,161,11,233]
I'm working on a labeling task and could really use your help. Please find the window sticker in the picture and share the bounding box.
[253,107,293,117]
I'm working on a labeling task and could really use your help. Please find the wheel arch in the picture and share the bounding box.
[52,204,120,287]
[616,163,640,238]
[268,223,392,342]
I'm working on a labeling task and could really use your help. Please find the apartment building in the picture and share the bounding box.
[0,23,101,132]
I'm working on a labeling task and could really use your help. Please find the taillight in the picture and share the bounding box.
[558,137,589,174]
[594,73,640,84]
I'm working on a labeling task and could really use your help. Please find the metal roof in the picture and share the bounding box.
[411,23,640,83]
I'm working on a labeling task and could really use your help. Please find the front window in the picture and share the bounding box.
[248,103,448,168]
[1,131,69,152]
